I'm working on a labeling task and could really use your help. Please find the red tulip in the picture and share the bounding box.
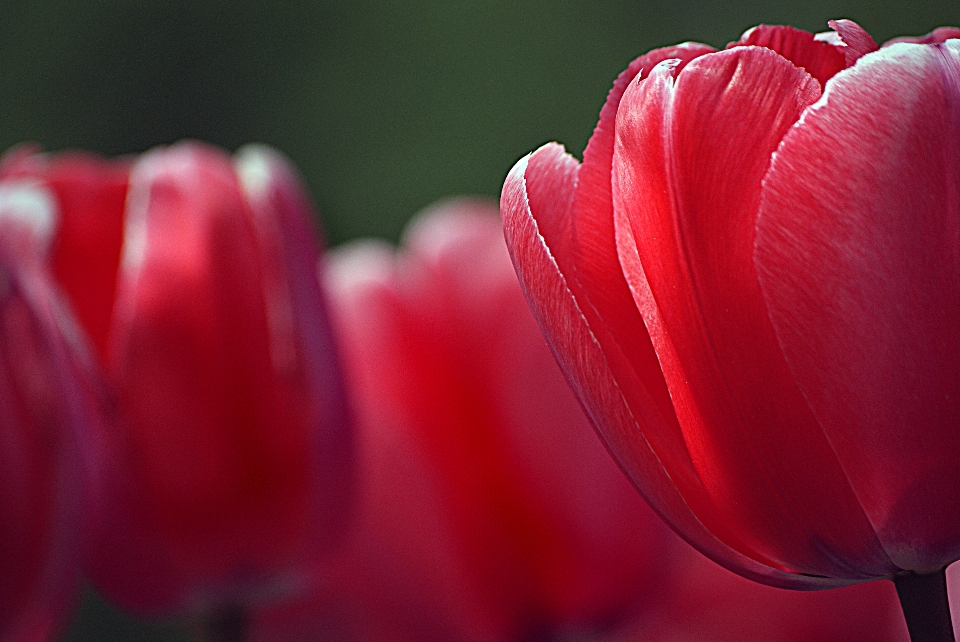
[1,142,353,617]
[253,199,675,641]
[0,178,99,640]
[502,16,960,616]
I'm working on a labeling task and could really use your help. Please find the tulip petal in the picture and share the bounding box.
[235,144,353,550]
[614,47,892,578]
[0,148,129,362]
[885,26,960,46]
[46,155,129,362]
[829,19,879,65]
[733,24,847,87]
[502,144,835,589]
[756,41,960,572]
[572,45,714,421]
[0,244,81,641]
[568,44,739,557]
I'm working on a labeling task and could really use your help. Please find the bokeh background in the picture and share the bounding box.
[1,0,954,639]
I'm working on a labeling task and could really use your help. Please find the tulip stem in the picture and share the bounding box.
[894,569,954,642]
[197,605,246,642]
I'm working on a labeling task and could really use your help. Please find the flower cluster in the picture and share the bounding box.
[2,18,959,642]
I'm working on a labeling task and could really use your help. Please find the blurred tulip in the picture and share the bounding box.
[502,20,960,640]
[254,199,676,642]
[1,142,353,619]
[0,178,98,640]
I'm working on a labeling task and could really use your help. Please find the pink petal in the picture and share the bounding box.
[885,26,960,46]
[733,24,847,87]
[828,19,879,65]
[755,41,960,572]
[502,143,830,589]
[614,47,891,579]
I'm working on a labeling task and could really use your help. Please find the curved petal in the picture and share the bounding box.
[0,149,129,362]
[502,144,836,590]
[572,45,714,433]
[885,26,960,46]
[567,45,731,567]
[614,47,892,579]
[829,19,879,65]
[235,145,353,556]
[733,24,847,87]
[756,41,960,572]
[0,185,84,641]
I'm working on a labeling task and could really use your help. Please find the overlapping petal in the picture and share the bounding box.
[502,144,827,589]
[755,40,960,573]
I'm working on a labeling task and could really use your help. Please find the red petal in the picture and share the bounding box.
[733,24,847,87]
[502,144,830,589]
[756,41,960,572]
[828,19,879,65]
[235,144,352,550]
[568,46,725,563]
[0,148,129,362]
[46,154,129,362]
[614,47,891,578]
[0,246,83,639]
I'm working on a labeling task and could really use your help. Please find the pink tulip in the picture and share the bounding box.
[0,177,98,640]
[1,142,353,618]
[502,19,960,639]
[254,199,675,641]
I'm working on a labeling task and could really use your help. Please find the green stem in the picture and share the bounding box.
[894,569,955,642]
[197,605,246,642]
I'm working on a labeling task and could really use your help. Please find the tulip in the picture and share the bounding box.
[1,142,353,626]
[0,177,99,640]
[502,20,960,641]
[253,199,676,641]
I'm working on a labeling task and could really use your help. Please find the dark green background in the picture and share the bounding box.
[2,1,952,639]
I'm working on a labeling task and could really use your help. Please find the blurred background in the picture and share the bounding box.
[0,0,953,639]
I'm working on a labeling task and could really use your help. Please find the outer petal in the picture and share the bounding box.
[570,44,714,436]
[502,144,825,589]
[235,144,353,553]
[614,47,892,579]
[828,19,879,65]
[755,41,960,572]
[733,24,847,87]
[0,186,88,641]
[0,148,129,362]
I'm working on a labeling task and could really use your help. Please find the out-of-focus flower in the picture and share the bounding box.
[502,20,960,591]
[253,199,675,642]
[0,178,97,640]
[1,141,353,617]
